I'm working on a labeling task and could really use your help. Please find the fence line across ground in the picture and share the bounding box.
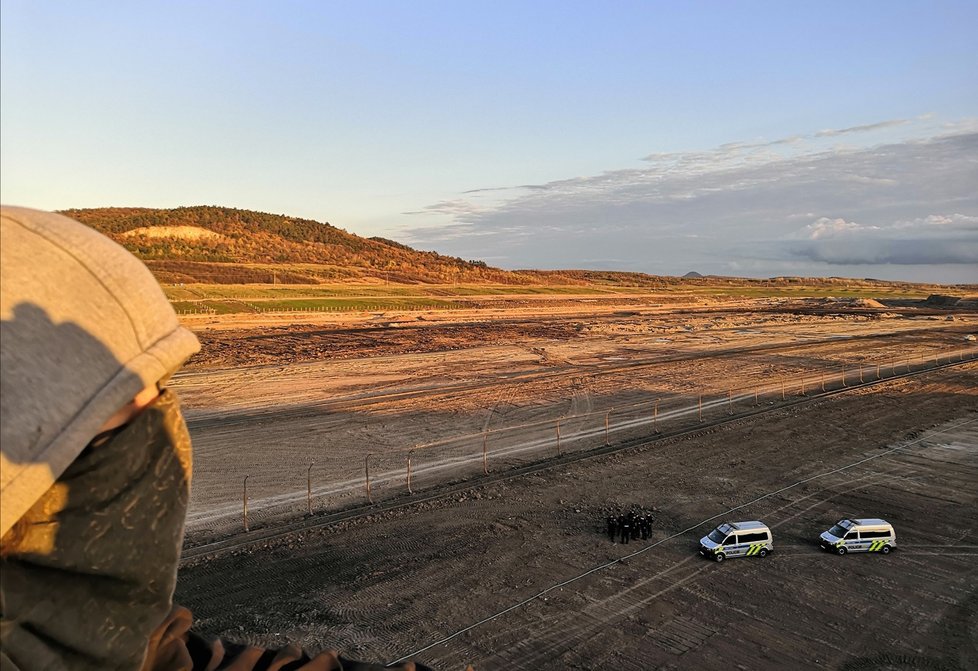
[204,346,977,535]
[381,345,976,460]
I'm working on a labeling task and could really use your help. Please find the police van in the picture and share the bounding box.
[819,518,896,555]
[699,520,773,562]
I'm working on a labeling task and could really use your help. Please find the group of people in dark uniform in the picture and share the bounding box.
[606,510,653,544]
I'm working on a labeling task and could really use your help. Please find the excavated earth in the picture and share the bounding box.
[173,297,978,670]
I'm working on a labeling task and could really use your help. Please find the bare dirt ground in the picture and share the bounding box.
[171,296,978,669]
[172,298,977,539]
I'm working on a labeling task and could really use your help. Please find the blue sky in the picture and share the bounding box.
[2,1,976,282]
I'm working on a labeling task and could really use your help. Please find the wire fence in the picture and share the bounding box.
[183,346,978,538]
[174,302,463,315]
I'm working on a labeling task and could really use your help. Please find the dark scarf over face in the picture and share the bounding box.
[1,389,192,671]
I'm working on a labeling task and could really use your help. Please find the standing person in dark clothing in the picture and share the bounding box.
[640,514,650,540]
[619,515,630,544]
[629,511,640,541]
[606,514,617,543]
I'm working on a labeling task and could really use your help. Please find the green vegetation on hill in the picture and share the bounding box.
[62,206,532,285]
[61,207,973,299]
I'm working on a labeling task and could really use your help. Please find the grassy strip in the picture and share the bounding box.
[671,286,934,299]
[168,280,960,314]
[167,282,939,303]
[172,297,463,314]
[163,283,650,300]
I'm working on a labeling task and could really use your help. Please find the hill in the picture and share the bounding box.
[60,206,974,294]
[61,206,531,285]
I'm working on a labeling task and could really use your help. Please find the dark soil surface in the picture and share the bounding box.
[175,364,978,670]
[190,319,584,368]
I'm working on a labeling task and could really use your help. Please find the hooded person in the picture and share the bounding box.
[0,207,434,671]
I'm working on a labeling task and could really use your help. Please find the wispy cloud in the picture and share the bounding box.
[402,199,488,217]
[793,213,978,265]
[813,118,912,137]
[401,117,978,282]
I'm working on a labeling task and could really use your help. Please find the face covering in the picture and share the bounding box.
[1,389,192,671]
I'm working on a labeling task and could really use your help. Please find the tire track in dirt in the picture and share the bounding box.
[181,359,976,550]
[175,366,977,669]
[180,330,964,429]
[395,416,976,668]
[184,361,932,533]
[444,467,920,669]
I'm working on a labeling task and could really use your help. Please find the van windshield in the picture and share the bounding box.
[707,529,727,543]
[828,524,849,537]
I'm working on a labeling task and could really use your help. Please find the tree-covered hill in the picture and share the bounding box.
[62,206,533,284]
[58,206,970,293]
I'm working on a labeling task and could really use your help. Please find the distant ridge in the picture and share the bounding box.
[62,206,520,285]
[62,206,682,286]
[59,207,970,291]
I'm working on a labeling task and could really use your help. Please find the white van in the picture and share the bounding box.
[699,520,773,562]
[819,518,896,555]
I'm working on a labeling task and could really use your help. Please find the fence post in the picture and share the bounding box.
[727,389,733,414]
[307,463,313,515]
[821,373,825,392]
[482,431,489,474]
[698,394,703,421]
[754,387,759,405]
[605,409,611,445]
[243,475,249,532]
[556,419,562,455]
[781,378,786,400]
[876,363,881,380]
[842,365,847,387]
[859,366,864,383]
[406,450,413,495]
[653,399,660,433]
[800,378,806,396]
[365,453,373,504]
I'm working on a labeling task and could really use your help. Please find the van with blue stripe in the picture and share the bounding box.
[819,518,896,555]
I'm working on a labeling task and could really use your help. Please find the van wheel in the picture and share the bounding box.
[837,546,847,555]
[715,553,725,563]
[759,548,768,558]
[881,545,891,555]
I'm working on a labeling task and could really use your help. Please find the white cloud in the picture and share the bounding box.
[803,213,978,241]
[806,217,873,240]
[401,120,978,280]
[896,213,978,229]
[794,213,978,266]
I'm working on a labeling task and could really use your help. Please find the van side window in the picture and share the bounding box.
[724,536,736,545]
[860,530,891,539]
[844,531,857,539]
[740,532,768,543]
